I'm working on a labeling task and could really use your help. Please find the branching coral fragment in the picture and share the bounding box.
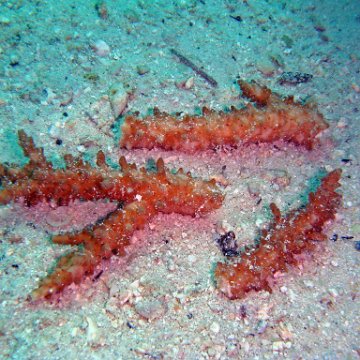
[119,80,329,152]
[215,169,342,299]
[0,131,224,300]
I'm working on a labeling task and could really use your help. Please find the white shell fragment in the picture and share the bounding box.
[90,39,111,57]
[108,83,130,119]
[86,316,99,343]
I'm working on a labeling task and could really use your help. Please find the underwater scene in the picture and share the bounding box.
[0,0,359,359]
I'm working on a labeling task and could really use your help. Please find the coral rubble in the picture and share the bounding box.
[0,131,224,300]
[215,169,342,299]
[119,80,329,152]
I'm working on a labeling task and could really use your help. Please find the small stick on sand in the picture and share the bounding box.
[170,48,218,88]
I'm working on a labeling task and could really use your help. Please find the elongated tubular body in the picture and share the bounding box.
[215,169,342,299]
[119,81,328,152]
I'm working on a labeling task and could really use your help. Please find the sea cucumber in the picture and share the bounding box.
[215,169,342,299]
[0,131,224,300]
[119,80,329,152]
[0,78,340,302]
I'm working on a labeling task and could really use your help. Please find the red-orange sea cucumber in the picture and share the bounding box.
[0,131,224,300]
[215,169,342,299]
[119,80,329,152]
[0,78,341,302]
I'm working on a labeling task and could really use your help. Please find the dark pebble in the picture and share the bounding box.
[216,231,239,257]
[279,71,313,85]
[230,15,243,22]
[341,158,351,164]
[330,234,338,242]
[341,235,354,240]
[126,321,136,329]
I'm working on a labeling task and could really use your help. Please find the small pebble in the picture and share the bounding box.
[328,288,339,297]
[216,231,239,257]
[184,76,194,89]
[303,279,314,288]
[257,303,274,320]
[176,76,195,90]
[330,234,338,242]
[71,327,80,337]
[167,258,176,271]
[48,122,62,138]
[278,71,313,85]
[136,65,150,75]
[90,39,110,57]
[118,289,132,305]
[86,316,99,343]
[330,260,338,267]
[351,83,360,93]
[278,322,293,341]
[134,298,166,321]
[210,321,220,334]
[95,1,108,19]
[354,241,360,251]
[272,341,287,352]
[337,118,348,128]
[0,16,11,25]
[255,319,268,334]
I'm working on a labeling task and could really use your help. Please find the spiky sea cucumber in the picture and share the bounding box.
[0,131,224,300]
[119,80,328,152]
[215,169,342,299]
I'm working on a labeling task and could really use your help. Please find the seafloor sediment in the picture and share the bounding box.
[0,1,359,359]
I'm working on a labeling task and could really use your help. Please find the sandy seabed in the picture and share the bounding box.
[0,1,359,359]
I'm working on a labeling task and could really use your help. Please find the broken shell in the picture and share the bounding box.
[108,83,129,119]
[176,77,195,90]
[86,316,99,343]
[90,39,110,57]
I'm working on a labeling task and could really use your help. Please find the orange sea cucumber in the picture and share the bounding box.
[119,80,329,152]
[0,78,341,303]
[215,169,342,299]
[0,131,223,300]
